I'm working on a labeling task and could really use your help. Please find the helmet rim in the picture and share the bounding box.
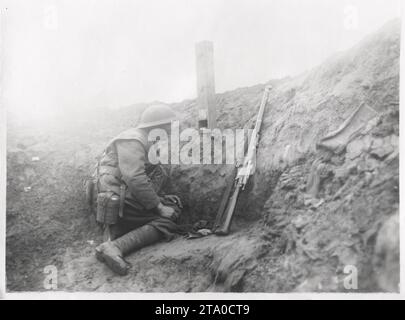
[136,116,177,129]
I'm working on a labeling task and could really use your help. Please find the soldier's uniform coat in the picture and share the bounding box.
[98,128,182,240]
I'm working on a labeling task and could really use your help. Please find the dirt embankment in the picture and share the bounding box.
[6,19,399,292]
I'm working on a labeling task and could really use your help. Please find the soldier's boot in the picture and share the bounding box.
[95,241,129,276]
[95,225,163,276]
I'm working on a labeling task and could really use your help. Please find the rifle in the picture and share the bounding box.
[212,85,272,235]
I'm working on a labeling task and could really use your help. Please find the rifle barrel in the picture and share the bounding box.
[254,86,271,134]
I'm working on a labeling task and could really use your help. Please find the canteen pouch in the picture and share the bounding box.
[96,191,120,225]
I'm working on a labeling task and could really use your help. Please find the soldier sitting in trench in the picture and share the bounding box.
[89,104,184,275]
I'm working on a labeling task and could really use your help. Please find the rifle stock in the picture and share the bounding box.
[214,183,241,235]
[213,166,238,231]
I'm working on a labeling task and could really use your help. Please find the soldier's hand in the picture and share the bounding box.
[157,203,176,220]
[163,195,183,209]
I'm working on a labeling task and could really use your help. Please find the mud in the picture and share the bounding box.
[6,20,400,292]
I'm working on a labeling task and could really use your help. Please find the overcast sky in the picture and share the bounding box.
[2,0,401,121]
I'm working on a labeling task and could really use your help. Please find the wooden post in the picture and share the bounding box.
[195,41,216,129]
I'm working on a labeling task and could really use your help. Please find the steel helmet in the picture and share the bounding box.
[137,104,177,129]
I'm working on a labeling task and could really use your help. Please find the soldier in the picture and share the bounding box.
[93,104,183,275]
